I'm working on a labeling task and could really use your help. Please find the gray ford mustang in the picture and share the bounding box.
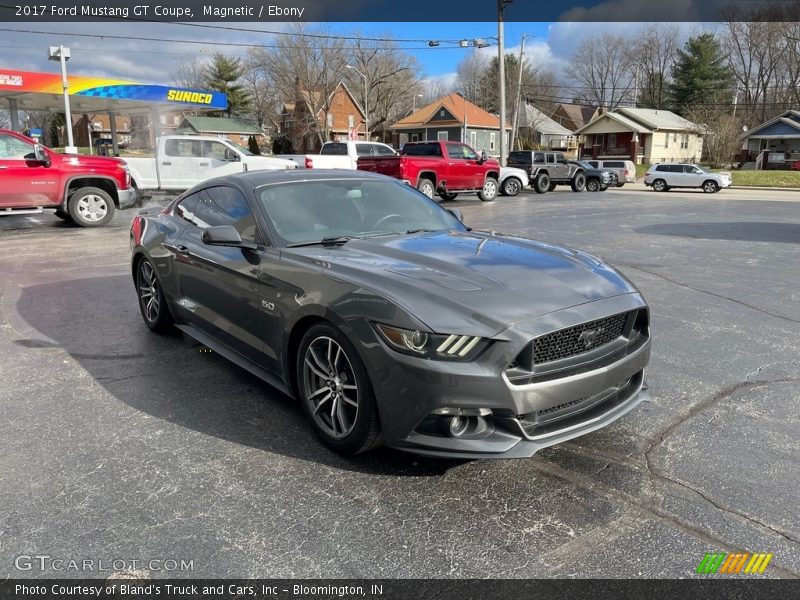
[130,169,650,458]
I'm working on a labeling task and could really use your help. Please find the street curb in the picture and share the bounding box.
[728,186,800,192]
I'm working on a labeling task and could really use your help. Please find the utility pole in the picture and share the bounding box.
[48,45,76,153]
[509,33,528,153]
[633,66,639,108]
[497,0,510,166]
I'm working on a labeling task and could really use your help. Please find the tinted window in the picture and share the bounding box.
[605,161,625,168]
[509,151,532,164]
[175,193,200,224]
[655,165,670,172]
[556,154,567,164]
[165,139,201,158]
[546,154,555,164]
[374,145,396,156]
[189,186,257,241]
[446,144,463,159]
[356,144,375,157]
[402,143,442,157]
[534,152,545,163]
[586,161,598,167]
[321,143,348,156]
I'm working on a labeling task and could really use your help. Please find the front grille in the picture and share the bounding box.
[533,312,628,364]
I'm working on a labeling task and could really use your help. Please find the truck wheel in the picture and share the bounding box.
[500,177,522,196]
[439,192,458,201]
[54,208,73,223]
[68,187,115,227]
[586,178,600,192]
[478,177,498,202]
[417,178,435,199]
[571,172,587,192]
[533,173,550,194]
[548,182,557,192]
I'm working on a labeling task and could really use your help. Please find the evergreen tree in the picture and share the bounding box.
[670,33,734,113]
[247,135,261,155]
[204,53,251,118]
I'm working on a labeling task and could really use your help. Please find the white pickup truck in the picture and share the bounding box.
[125,135,296,193]
[279,141,397,169]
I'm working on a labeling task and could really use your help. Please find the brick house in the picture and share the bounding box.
[279,80,366,153]
[389,93,511,156]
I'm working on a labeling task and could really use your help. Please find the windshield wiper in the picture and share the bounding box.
[405,228,438,235]
[287,236,356,248]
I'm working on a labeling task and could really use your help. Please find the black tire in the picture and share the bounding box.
[533,173,550,194]
[296,323,382,455]
[702,180,719,194]
[68,186,115,227]
[586,178,601,192]
[615,183,625,188]
[652,179,668,192]
[571,172,587,192]
[54,208,73,223]
[501,176,522,197]
[135,257,174,333]
[417,178,435,199]
[478,177,498,202]
[548,182,557,192]
[439,192,458,201]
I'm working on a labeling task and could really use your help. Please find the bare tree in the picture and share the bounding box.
[243,49,280,130]
[0,110,9,129]
[456,50,491,104]
[631,24,680,109]
[170,56,208,90]
[685,103,741,168]
[422,76,456,104]
[345,35,421,138]
[251,24,347,146]
[567,33,636,110]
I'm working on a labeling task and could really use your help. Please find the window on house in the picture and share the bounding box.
[470,131,477,148]
[440,109,446,117]
[608,133,617,148]
[348,115,354,129]
[437,131,448,141]
[410,133,419,142]
[490,132,496,150]
[681,134,689,149]
[673,132,678,142]
[327,113,333,127]
[664,134,669,148]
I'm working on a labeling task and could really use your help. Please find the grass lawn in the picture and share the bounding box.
[729,170,800,188]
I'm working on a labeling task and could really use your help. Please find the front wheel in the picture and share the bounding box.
[136,257,174,333]
[702,180,719,193]
[652,179,668,192]
[571,172,587,192]
[296,323,382,455]
[586,178,600,192]
[68,186,115,227]
[501,177,522,196]
[417,178,435,199]
[478,177,498,202]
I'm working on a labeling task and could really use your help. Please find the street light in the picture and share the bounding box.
[412,93,423,112]
[346,65,368,141]
[48,45,76,154]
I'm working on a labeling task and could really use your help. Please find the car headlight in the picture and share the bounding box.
[374,323,489,361]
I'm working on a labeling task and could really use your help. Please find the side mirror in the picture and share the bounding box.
[201,225,256,249]
[477,150,487,164]
[447,208,464,223]
[224,149,240,162]
[33,144,50,166]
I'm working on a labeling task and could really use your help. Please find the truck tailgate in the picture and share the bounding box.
[357,156,403,177]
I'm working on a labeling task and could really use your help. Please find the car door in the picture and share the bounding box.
[159,139,201,189]
[554,153,570,180]
[202,140,245,179]
[442,142,465,189]
[0,133,60,208]
[172,185,266,364]
[683,165,704,187]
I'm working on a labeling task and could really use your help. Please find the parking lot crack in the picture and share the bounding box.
[619,264,800,326]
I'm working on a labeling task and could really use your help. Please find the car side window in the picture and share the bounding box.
[587,161,598,168]
[447,144,469,159]
[175,193,203,226]
[546,154,555,164]
[533,152,545,163]
[204,141,235,162]
[356,144,375,157]
[190,187,257,242]
[0,134,36,159]
[556,154,567,164]
[374,144,396,156]
[165,139,201,158]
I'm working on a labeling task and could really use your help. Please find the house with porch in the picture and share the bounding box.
[575,107,702,165]
[740,109,800,169]
[390,93,511,156]
[177,116,268,147]
[517,103,578,155]
[550,103,599,132]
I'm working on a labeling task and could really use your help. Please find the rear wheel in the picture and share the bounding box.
[136,257,174,333]
[501,176,522,196]
[702,180,719,193]
[68,186,115,227]
[586,178,600,192]
[439,192,458,201]
[533,173,550,194]
[296,323,382,455]
[416,178,435,199]
[571,172,587,192]
[478,177,498,202]
[652,179,668,192]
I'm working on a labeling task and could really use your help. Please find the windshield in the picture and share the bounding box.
[258,179,465,246]
[573,161,593,169]
[224,141,254,156]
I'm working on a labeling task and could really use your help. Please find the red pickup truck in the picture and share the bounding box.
[0,129,136,227]
[357,140,500,202]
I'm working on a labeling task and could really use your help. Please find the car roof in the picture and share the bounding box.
[216,168,396,190]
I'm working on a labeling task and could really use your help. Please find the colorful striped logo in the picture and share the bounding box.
[696,552,773,574]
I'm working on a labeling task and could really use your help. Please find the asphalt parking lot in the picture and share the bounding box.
[1,185,798,579]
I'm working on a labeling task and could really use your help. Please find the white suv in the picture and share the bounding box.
[644,163,731,193]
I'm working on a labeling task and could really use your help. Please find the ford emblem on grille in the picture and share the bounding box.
[578,327,605,348]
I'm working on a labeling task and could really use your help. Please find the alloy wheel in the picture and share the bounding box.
[138,260,161,323]
[302,336,359,439]
[503,178,520,196]
[76,194,109,223]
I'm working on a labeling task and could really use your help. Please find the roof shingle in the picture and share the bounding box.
[392,93,510,130]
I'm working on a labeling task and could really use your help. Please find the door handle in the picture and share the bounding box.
[199,162,210,167]
[161,161,172,166]
[175,245,190,255]
[0,165,7,169]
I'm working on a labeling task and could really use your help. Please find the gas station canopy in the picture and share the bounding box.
[0,68,227,115]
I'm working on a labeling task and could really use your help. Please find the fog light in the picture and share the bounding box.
[431,407,492,416]
[447,416,470,437]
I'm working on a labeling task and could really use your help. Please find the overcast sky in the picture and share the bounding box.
[0,20,703,88]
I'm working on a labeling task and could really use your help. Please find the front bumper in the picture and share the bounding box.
[354,293,650,459]
[118,187,138,209]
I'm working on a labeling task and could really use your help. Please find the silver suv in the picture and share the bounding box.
[644,163,731,193]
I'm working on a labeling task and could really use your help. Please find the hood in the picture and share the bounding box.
[285,230,638,336]
[244,155,297,169]
[54,152,126,168]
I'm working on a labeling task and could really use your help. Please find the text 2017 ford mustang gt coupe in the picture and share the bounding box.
[130,170,650,458]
